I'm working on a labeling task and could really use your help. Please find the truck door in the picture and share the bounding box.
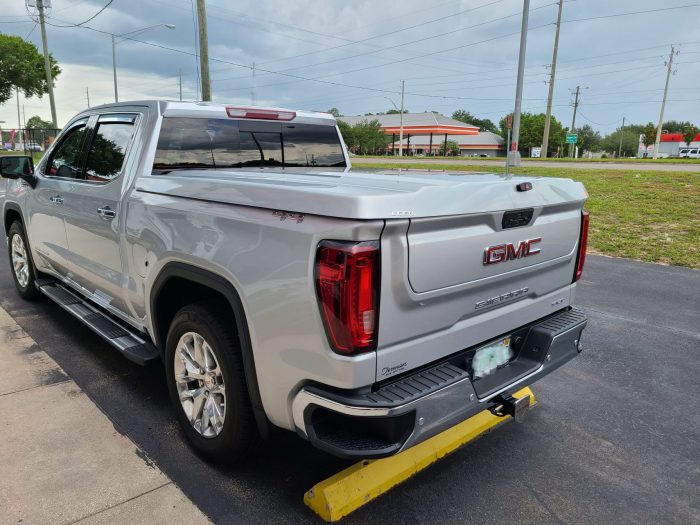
[27,118,90,276]
[59,113,139,317]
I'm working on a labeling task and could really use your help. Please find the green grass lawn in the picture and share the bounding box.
[357,162,700,270]
[355,155,700,164]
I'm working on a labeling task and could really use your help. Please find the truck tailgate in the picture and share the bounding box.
[376,198,586,382]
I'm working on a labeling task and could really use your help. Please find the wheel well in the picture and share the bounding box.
[4,209,22,234]
[153,277,232,352]
[150,267,271,437]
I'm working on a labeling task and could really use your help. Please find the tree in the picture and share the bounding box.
[498,112,566,156]
[662,120,695,133]
[0,34,61,105]
[385,108,408,114]
[26,115,54,129]
[600,123,645,157]
[452,110,498,133]
[327,108,341,118]
[439,140,460,156]
[337,119,388,155]
[682,125,699,146]
[576,124,602,152]
[640,122,657,155]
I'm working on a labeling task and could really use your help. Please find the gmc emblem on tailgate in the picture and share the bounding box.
[483,238,541,265]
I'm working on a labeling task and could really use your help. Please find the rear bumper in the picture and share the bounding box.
[292,308,587,459]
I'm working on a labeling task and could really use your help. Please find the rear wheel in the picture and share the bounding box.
[7,221,40,300]
[165,302,258,463]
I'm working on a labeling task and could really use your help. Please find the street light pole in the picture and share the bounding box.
[508,0,530,167]
[111,24,175,103]
[112,34,119,103]
[399,80,405,157]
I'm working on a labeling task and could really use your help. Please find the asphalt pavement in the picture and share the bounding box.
[0,255,698,524]
[351,156,700,172]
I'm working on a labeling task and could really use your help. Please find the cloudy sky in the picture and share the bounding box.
[1,0,699,133]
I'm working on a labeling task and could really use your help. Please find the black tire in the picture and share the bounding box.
[165,301,259,463]
[7,221,40,300]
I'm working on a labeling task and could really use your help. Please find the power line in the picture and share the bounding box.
[561,4,700,24]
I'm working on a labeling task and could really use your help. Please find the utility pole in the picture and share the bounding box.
[196,0,211,101]
[86,87,90,108]
[509,0,530,167]
[16,87,21,130]
[36,0,58,128]
[653,45,677,159]
[179,69,183,101]
[399,80,405,157]
[542,0,563,159]
[618,117,625,158]
[569,85,581,158]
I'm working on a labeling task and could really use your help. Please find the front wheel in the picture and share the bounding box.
[7,221,40,300]
[165,302,259,463]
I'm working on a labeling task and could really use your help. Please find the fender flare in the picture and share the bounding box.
[150,262,270,437]
[3,202,24,234]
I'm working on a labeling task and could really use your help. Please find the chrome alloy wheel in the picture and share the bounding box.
[11,234,29,288]
[174,332,226,438]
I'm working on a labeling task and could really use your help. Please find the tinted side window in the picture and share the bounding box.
[283,124,346,167]
[85,122,135,183]
[47,124,89,179]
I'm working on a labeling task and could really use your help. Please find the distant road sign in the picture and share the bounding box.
[531,147,541,158]
[566,133,578,144]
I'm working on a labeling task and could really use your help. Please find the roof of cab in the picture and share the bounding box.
[79,100,336,125]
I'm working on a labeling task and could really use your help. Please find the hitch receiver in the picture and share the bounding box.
[489,393,531,423]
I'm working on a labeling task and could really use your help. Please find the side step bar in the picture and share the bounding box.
[36,279,159,366]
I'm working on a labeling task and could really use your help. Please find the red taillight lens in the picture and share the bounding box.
[315,240,380,354]
[574,210,590,282]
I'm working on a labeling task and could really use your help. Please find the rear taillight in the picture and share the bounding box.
[573,210,590,282]
[315,240,380,355]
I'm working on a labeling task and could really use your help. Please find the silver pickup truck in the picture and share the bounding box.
[0,101,588,463]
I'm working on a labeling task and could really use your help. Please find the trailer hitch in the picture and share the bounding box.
[489,392,531,423]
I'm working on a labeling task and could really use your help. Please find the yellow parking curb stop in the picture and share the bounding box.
[304,387,535,522]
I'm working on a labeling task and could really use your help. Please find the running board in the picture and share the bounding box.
[36,279,159,366]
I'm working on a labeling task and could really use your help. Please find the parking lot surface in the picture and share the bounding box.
[0,255,698,524]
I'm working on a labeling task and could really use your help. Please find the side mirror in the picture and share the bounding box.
[0,156,37,188]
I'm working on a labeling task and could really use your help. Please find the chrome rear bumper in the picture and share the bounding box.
[292,308,587,459]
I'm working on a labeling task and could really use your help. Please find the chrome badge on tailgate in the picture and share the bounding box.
[475,287,529,310]
[483,238,541,265]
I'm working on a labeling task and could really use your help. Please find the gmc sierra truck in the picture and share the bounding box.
[0,101,588,463]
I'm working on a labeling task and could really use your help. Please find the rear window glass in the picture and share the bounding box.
[153,117,345,173]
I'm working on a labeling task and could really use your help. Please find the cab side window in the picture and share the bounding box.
[84,121,136,183]
[47,123,89,179]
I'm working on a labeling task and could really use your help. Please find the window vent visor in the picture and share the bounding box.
[315,241,380,355]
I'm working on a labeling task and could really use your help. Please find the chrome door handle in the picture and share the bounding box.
[97,206,116,219]
[49,195,64,205]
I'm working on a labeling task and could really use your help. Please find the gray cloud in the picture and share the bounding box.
[1,0,699,131]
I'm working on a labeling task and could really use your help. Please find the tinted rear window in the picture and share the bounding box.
[153,117,345,173]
